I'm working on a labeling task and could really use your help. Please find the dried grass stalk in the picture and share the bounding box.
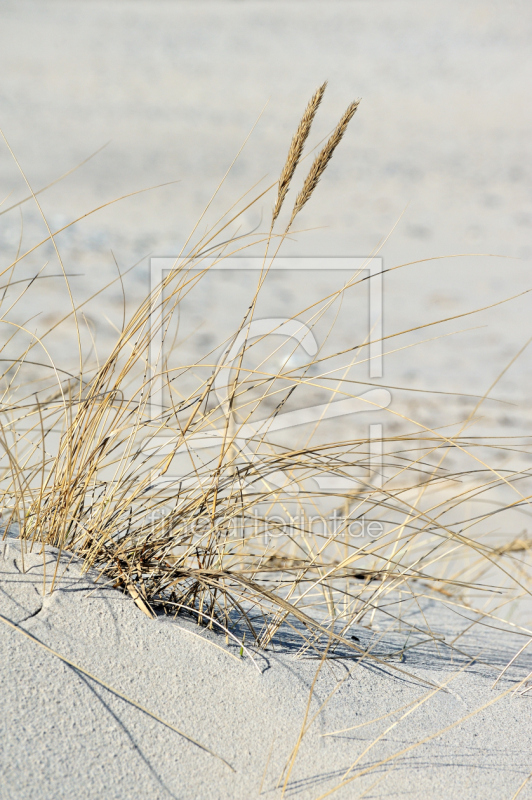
[289,98,360,226]
[271,81,327,226]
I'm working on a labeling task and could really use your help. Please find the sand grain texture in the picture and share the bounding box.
[1,539,532,800]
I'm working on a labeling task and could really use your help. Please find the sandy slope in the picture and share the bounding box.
[2,538,532,800]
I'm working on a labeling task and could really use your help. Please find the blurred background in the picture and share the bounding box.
[0,0,531,444]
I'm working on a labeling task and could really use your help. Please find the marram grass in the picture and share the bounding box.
[1,84,531,676]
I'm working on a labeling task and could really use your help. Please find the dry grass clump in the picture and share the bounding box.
[1,84,531,673]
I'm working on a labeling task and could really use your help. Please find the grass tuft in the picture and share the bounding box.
[0,87,530,681]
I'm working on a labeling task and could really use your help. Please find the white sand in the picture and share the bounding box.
[1,5,532,797]
[2,538,532,799]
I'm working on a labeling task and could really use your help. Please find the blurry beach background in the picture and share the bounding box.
[1,0,531,431]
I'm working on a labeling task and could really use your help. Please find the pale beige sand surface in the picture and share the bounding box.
[2,537,532,800]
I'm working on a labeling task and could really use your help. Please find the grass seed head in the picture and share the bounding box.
[271,81,327,227]
[289,98,360,227]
